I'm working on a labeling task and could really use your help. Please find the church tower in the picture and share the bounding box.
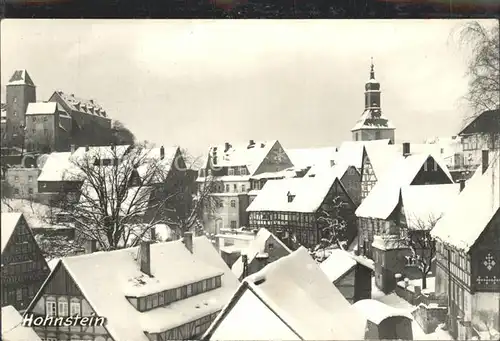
[5,70,37,147]
[351,60,395,143]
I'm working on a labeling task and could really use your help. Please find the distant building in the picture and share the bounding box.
[320,249,374,303]
[4,167,41,199]
[231,228,292,280]
[247,173,358,250]
[459,109,500,171]
[1,305,42,341]
[351,61,395,143]
[1,213,50,312]
[432,150,500,340]
[197,140,294,234]
[336,139,392,174]
[24,233,240,341]
[214,228,258,267]
[202,247,367,341]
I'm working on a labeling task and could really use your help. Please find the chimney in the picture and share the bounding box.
[459,179,466,192]
[150,226,156,242]
[160,146,165,160]
[403,142,411,157]
[224,142,231,152]
[85,145,90,152]
[84,239,97,254]
[70,144,76,153]
[482,150,489,174]
[139,241,152,277]
[248,140,255,149]
[183,231,193,253]
[89,99,94,104]
[242,254,249,278]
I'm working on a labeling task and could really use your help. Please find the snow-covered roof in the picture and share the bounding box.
[53,90,108,118]
[7,69,35,86]
[25,102,70,117]
[1,305,42,341]
[351,108,396,131]
[353,299,413,325]
[47,258,61,270]
[28,236,239,341]
[285,146,338,171]
[401,184,461,230]
[336,139,392,169]
[356,153,454,220]
[431,152,499,252]
[37,151,83,182]
[135,146,179,182]
[72,145,131,161]
[1,199,70,230]
[307,162,355,180]
[319,249,357,283]
[250,167,297,180]
[1,213,22,253]
[247,173,347,213]
[205,247,366,340]
[231,228,291,279]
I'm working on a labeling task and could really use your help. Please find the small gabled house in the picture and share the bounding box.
[202,247,367,341]
[320,249,374,303]
[2,305,42,341]
[231,228,292,280]
[24,233,240,341]
[247,173,358,250]
[431,151,500,340]
[1,213,50,311]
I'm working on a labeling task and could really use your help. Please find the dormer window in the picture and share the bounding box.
[228,168,234,176]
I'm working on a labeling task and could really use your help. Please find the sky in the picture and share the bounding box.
[1,19,496,157]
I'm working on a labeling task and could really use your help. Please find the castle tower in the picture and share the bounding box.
[351,60,395,143]
[5,70,37,147]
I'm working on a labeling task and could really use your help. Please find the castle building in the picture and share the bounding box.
[351,61,396,143]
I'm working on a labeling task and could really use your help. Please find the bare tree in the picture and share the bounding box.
[400,214,442,290]
[1,176,14,211]
[310,196,348,262]
[454,21,500,116]
[111,120,136,145]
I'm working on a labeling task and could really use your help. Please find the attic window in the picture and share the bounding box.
[268,242,274,251]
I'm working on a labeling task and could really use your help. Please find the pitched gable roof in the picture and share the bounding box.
[431,152,500,252]
[356,153,454,220]
[26,236,239,341]
[286,146,338,171]
[247,173,351,213]
[319,249,358,283]
[1,213,22,253]
[52,91,108,118]
[2,305,42,341]
[459,109,500,136]
[7,70,35,87]
[205,247,366,340]
[231,228,292,279]
[25,102,70,118]
[37,152,82,182]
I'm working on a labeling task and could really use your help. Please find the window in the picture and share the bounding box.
[146,296,153,310]
[43,116,48,122]
[230,200,236,208]
[44,129,49,136]
[241,185,246,192]
[215,276,221,287]
[16,288,22,301]
[28,188,34,194]
[207,169,212,176]
[14,111,17,117]
[240,167,247,175]
[58,298,68,316]
[187,284,192,296]
[28,176,33,182]
[13,97,17,103]
[230,221,237,229]
[139,298,146,311]
[152,293,158,307]
[228,168,234,176]
[14,188,19,195]
[46,300,56,316]
[225,184,230,192]
[70,300,81,316]
[14,176,19,182]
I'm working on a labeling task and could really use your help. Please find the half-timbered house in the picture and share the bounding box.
[23,233,240,341]
[309,163,362,206]
[202,247,367,341]
[1,213,50,312]
[247,172,358,250]
[431,150,500,340]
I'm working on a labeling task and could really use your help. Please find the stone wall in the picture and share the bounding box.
[412,303,448,334]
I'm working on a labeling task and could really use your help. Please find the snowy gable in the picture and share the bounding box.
[319,249,357,283]
[431,152,499,252]
[243,247,366,340]
[356,153,453,220]
[1,305,42,341]
[49,236,239,341]
[246,174,341,213]
[231,228,292,279]
[401,184,461,230]
[37,152,83,182]
[1,212,22,253]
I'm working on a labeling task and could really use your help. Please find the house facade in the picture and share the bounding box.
[1,213,50,312]
[247,174,358,250]
[432,151,500,340]
[5,167,41,199]
[24,234,240,341]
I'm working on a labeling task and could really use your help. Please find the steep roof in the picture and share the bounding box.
[401,184,461,230]
[351,108,395,131]
[336,139,392,169]
[27,236,239,341]
[1,212,22,253]
[431,151,500,252]
[52,90,109,118]
[135,146,180,182]
[356,153,454,220]
[247,173,350,213]
[319,249,357,283]
[1,305,42,341]
[204,247,366,340]
[459,109,500,136]
[285,146,338,171]
[231,228,292,279]
[37,152,82,182]
[307,162,355,179]
[7,70,35,87]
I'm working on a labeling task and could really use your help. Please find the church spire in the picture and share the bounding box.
[370,57,375,80]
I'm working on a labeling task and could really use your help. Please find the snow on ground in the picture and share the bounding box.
[371,277,453,340]
[397,277,435,293]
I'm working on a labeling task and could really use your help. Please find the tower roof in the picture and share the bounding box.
[365,59,380,91]
[7,70,35,87]
[351,108,395,132]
